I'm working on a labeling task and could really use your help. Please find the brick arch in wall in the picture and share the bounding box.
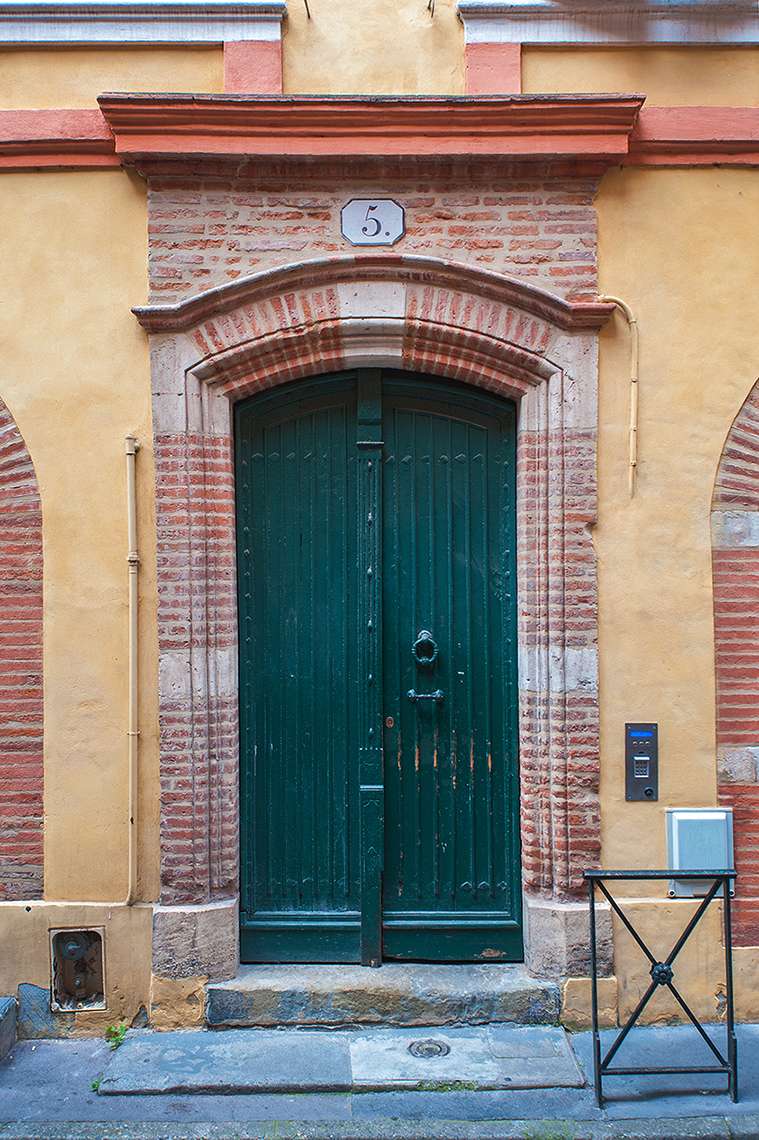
[136,254,612,971]
[713,377,759,945]
[0,395,43,900]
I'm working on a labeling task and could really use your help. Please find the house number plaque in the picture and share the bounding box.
[340,198,405,246]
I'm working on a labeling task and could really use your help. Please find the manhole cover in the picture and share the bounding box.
[408,1038,451,1059]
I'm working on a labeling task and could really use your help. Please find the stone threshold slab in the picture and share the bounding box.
[206,963,560,1028]
[98,1025,583,1096]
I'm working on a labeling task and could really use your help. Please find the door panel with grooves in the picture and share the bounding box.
[236,376,361,962]
[236,370,521,964]
[381,376,520,961]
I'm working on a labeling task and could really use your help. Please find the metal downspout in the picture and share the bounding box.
[125,435,140,905]
[598,295,639,498]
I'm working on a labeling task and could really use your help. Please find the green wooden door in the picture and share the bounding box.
[236,371,520,964]
[236,377,363,962]
[381,377,520,960]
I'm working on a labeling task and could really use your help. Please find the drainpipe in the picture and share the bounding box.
[598,295,639,498]
[125,435,140,905]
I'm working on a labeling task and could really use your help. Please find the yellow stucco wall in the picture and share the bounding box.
[596,167,759,875]
[0,170,158,908]
[561,165,759,1027]
[523,46,759,105]
[284,0,463,95]
[4,35,758,106]
[0,4,465,103]
[0,47,222,108]
[0,903,152,1033]
[1,30,758,1025]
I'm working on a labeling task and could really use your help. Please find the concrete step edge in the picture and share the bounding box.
[0,1114,745,1138]
[0,996,17,1064]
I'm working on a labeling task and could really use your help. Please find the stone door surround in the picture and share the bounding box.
[136,254,614,981]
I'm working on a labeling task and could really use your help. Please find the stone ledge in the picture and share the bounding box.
[206,963,560,1028]
[0,995,16,1061]
[152,898,238,983]
[561,976,618,1031]
[524,896,614,980]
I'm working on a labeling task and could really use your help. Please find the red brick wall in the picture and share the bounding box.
[0,396,43,900]
[142,165,604,909]
[517,428,600,895]
[146,165,598,303]
[713,378,759,944]
[154,430,238,903]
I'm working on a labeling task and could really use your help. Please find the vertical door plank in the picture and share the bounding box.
[356,370,384,967]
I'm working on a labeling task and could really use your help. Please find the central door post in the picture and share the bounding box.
[357,370,384,966]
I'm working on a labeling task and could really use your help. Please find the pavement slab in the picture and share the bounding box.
[1,1022,759,1136]
[97,1024,583,1095]
[0,1115,751,1138]
[98,1029,352,1095]
[349,1025,584,1090]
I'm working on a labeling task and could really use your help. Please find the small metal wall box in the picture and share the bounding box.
[50,927,106,1011]
[666,807,735,898]
[625,722,658,801]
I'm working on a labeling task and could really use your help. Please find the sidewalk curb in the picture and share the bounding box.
[0,1116,755,1138]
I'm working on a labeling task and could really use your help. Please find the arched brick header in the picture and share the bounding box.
[0,396,43,900]
[136,254,612,972]
[713,377,759,945]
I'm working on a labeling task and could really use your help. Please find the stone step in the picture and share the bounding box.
[0,996,17,1062]
[206,964,560,1029]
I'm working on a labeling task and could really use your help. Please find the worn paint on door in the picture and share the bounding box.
[236,371,520,963]
[381,377,520,960]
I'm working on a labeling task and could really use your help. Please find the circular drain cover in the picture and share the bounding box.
[408,1038,451,1059]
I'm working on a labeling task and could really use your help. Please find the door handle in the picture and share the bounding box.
[407,688,444,703]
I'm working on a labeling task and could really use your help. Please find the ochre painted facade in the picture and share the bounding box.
[596,167,759,862]
[6,22,759,107]
[0,47,223,107]
[1,0,758,1032]
[0,169,159,902]
[522,47,759,107]
[283,0,464,95]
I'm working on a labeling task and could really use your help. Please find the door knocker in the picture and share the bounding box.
[412,630,438,668]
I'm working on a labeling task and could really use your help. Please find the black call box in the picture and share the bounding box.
[625,722,658,802]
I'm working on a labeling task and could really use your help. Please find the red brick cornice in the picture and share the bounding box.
[0,109,118,169]
[628,106,759,166]
[98,92,644,162]
[132,254,616,334]
[4,101,759,171]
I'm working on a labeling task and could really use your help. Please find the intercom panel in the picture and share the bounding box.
[625,722,658,802]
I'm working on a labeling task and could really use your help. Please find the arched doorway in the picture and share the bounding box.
[137,255,613,981]
[235,369,520,964]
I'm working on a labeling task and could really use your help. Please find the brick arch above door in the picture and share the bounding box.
[0,395,43,901]
[137,255,614,982]
[713,376,759,946]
